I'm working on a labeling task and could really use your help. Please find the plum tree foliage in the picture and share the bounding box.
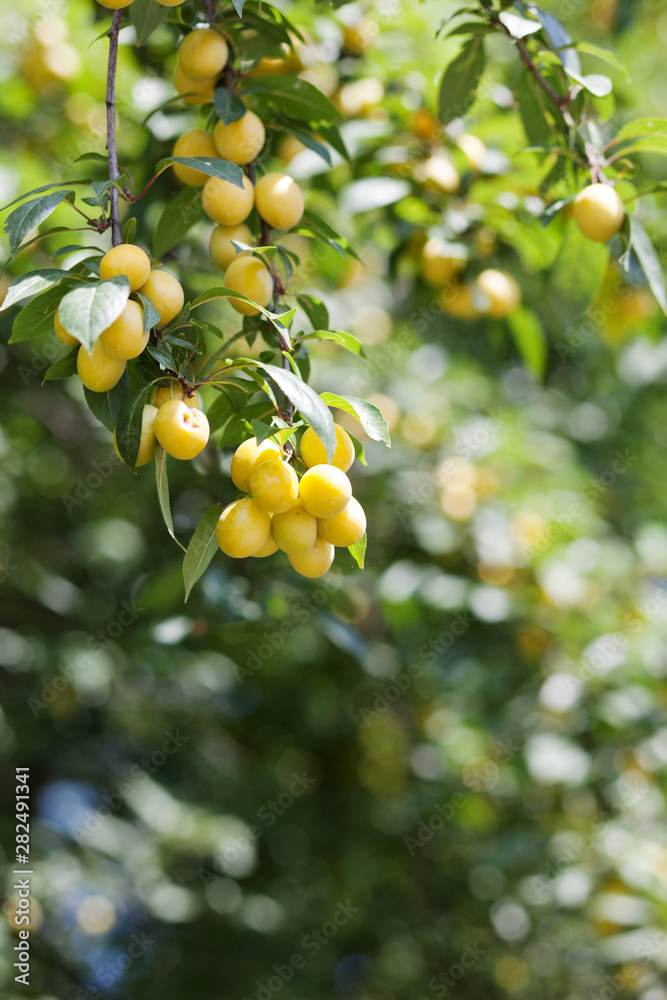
[1,0,666,598]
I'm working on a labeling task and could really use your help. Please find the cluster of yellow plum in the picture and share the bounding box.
[216,425,366,578]
[54,242,209,466]
[169,28,305,316]
[97,0,186,9]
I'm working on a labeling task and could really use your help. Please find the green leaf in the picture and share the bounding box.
[572,41,629,80]
[564,67,612,97]
[155,447,186,552]
[43,348,78,382]
[297,293,329,331]
[438,36,486,125]
[549,220,609,330]
[288,128,332,166]
[251,361,336,459]
[300,330,365,357]
[83,373,130,433]
[122,217,137,244]
[153,187,204,259]
[615,118,667,142]
[136,293,162,333]
[190,287,293,339]
[214,88,246,126]
[319,393,391,446]
[241,76,341,126]
[183,505,222,601]
[9,283,67,343]
[348,533,367,570]
[531,8,580,75]
[129,0,167,45]
[0,180,88,212]
[295,210,362,262]
[232,0,246,13]
[115,384,153,471]
[506,307,547,378]
[58,276,131,352]
[625,216,667,314]
[155,157,244,189]
[518,72,559,149]
[498,10,542,38]
[348,431,367,467]
[5,191,74,256]
[0,269,67,312]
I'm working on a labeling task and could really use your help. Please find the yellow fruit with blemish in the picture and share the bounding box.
[154,399,209,460]
[250,459,299,513]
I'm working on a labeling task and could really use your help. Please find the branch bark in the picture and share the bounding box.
[105,9,123,247]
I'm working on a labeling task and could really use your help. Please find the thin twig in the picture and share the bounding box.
[204,0,216,24]
[105,9,123,247]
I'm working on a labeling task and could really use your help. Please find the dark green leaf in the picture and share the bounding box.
[136,293,162,333]
[438,36,486,124]
[183,505,222,601]
[319,393,391,446]
[115,384,153,470]
[43,348,78,382]
[297,294,329,331]
[5,191,74,256]
[251,361,336,459]
[122,217,138,244]
[295,210,362,262]
[288,128,332,166]
[129,0,167,45]
[241,76,340,126]
[58,276,131,352]
[531,8,581,74]
[214,88,246,126]
[83,372,131,433]
[156,157,244,188]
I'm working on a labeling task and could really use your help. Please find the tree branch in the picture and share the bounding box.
[204,0,217,24]
[106,9,123,247]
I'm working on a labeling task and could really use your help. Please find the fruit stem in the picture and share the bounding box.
[105,8,123,247]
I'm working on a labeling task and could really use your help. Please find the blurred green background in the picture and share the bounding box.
[1,0,667,998]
